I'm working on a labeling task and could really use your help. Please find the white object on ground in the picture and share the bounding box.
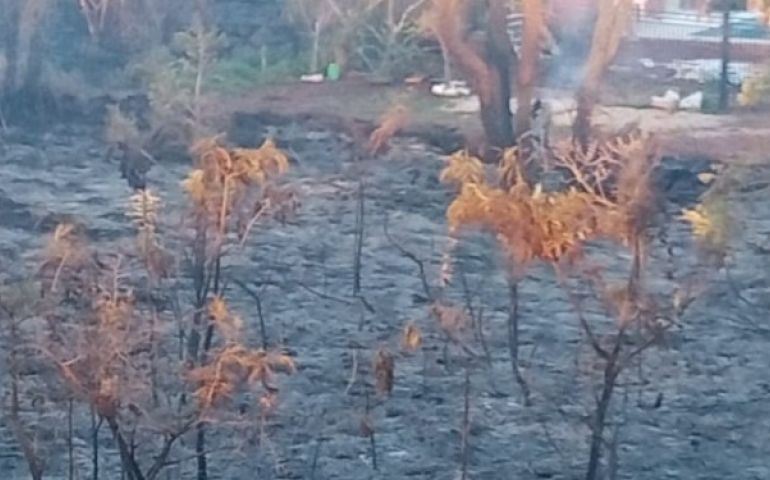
[679,91,704,111]
[639,58,656,68]
[651,89,680,110]
[431,80,471,97]
[668,59,753,84]
[300,73,324,83]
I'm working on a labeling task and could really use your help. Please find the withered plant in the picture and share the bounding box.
[0,281,48,480]
[38,226,194,480]
[182,136,292,359]
[188,296,295,442]
[441,129,704,479]
[24,134,297,480]
[37,242,292,480]
[367,104,409,156]
[181,135,295,478]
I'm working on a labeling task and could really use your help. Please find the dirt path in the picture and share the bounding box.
[214,79,770,164]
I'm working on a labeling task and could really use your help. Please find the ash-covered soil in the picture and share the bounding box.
[0,119,769,480]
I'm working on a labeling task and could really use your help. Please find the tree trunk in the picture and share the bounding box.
[585,353,619,480]
[515,0,544,140]
[718,8,731,112]
[106,416,145,480]
[483,0,517,153]
[573,86,598,149]
[430,0,516,157]
[572,0,633,148]
[196,423,208,480]
[507,279,531,405]
[15,0,48,90]
[1,0,22,95]
[439,39,453,83]
[311,20,321,73]
[1,0,50,119]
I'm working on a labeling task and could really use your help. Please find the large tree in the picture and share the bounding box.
[427,0,517,156]
[572,0,633,148]
[515,0,545,139]
[1,0,50,104]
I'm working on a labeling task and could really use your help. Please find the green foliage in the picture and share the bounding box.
[209,47,308,92]
[283,0,432,80]
[171,20,226,79]
[353,15,432,80]
[132,28,305,98]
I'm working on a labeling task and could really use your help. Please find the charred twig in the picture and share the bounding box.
[238,202,270,248]
[724,264,763,311]
[608,388,629,480]
[68,399,74,480]
[232,278,269,349]
[460,367,471,480]
[507,280,532,406]
[91,409,102,480]
[460,270,494,368]
[585,333,622,480]
[383,215,432,300]
[537,415,567,466]
[559,277,609,360]
[296,280,375,314]
[364,390,378,470]
[309,436,323,480]
[353,179,365,296]
[345,348,360,395]
[0,103,8,135]
[620,320,672,370]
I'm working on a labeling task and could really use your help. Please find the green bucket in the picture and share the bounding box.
[326,63,341,81]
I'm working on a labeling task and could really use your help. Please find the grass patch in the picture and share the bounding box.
[209,48,308,93]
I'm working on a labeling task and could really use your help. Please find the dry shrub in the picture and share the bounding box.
[401,322,423,352]
[681,171,733,266]
[442,130,659,276]
[373,347,395,397]
[440,150,485,187]
[189,297,295,412]
[40,223,96,295]
[35,194,247,478]
[738,64,770,107]
[430,301,469,336]
[40,247,158,421]
[368,104,410,156]
[127,189,174,280]
[34,133,299,479]
[180,137,298,421]
[188,332,296,413]
[190,345,295,411]
[440,127,709,480]
[183,136,296,246]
